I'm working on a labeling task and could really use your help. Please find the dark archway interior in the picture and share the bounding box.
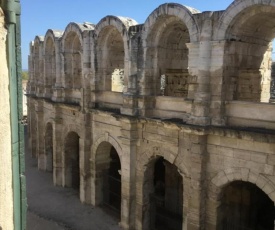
[45,123,53,172]
[64,132,80,190]
[218,181,275,230]
[103,146,121,213]
[151,157,183,230]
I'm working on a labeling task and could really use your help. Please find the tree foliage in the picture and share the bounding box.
[22,71,29,80]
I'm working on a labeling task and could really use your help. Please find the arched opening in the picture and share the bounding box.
[64,31,82,89]
[29,104,37,158]
[143,157,183,230]
[64,131,80,190]
[72,38,82,89]
[223,5,275,103]
[95,142,121,215]
[44,36,56,97]
[146,16,190,98]
[97,26,124,92]
[217,181,275,230]
[44,123,53,172]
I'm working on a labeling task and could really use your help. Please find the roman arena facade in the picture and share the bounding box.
[27,1,275,229]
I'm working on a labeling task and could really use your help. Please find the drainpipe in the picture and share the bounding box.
[1,1,26,230]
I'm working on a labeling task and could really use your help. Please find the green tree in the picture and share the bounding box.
[22,71,29,80]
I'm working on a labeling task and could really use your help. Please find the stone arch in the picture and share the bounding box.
[211,168,275,202]
[94,16,137,92]
[44,122,53,172]
[215,0,275,41]
[62,125,82,182]
[143,3,200,44]
[139,146,190,178]
[61,23,86,89]
[91,133,123,216]
[91,133,123,162]
[136,146,189,230]
[62,124,83,150]
[215,1,275,102]
[62,22,85,51]
[141,3,200,97]
[210,167,275,229]
[43,29,63,97]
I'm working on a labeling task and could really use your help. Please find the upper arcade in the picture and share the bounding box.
[28,0,275,130]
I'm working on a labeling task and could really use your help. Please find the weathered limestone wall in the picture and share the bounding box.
[0,8,14,230]
[27,1,275,230]
[205,130,275,229]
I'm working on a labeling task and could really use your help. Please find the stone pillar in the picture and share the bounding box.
[134,39,158,117]
[120,77,138,116]
[135,154,154,230]
[186,43,200,101]
[80,113,92,203]
[53,114,63,186]
[208,41,227,126]
[181,133,207,230]
[79,136,85,202]
[121,30,140,116]
[187,15,213,126]
[81,31,93,111]
[205,184,221,230]
[119,119,138,230]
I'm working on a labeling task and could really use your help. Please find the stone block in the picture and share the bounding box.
[245,161,264,173]
[250,152,267,164]
[241,168,249,181]
[234,149,250,161]
[263,181,275,195]
[264,164,274,175]
[218,146,234,158]
[256,176,268,189]
[212,171,228,187]
[267,154,275,165]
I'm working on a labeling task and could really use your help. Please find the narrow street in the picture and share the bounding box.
[25,126,121,230]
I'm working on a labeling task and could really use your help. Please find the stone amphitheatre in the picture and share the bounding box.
[27,0,275,229]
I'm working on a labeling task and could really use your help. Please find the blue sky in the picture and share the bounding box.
[21,0,234,70]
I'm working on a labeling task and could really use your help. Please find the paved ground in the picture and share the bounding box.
[25,126,121,230]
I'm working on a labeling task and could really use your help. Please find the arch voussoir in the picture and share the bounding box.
[211,167,275,202]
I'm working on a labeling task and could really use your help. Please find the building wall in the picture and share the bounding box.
[0,7,14,230]
[22,80,28,117]
[27,1,275,230]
